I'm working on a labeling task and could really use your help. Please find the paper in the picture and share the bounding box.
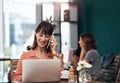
[61,70,69,79]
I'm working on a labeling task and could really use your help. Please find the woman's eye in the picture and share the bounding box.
[45,35,50,38]
[38,34,50,38]
[39,34,43,37]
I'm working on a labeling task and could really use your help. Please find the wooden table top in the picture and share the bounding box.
[60,80,108,83]
[14,80,108,83]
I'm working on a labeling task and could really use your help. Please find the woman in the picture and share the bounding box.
[13,21,63,81]
[79,32,101,80]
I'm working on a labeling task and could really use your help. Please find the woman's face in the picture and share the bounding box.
[79,37,86,48]
[35,31,51,48]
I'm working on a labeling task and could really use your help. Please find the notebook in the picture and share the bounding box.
[22,59,61,83]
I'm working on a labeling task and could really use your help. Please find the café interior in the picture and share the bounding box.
[0,0,120,83]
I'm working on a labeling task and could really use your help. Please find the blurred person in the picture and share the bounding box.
[78,32,101,80]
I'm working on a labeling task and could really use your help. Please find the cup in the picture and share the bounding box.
[68,75,77,83]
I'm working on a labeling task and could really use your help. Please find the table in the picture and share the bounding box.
[14,80,108,83]
[61,80,108,83]
[60,80,108,83]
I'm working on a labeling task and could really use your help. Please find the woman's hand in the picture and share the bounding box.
[72,56,79,70]
[81,48,86,55]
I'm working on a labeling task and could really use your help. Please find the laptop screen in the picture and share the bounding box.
[22,59,61,83]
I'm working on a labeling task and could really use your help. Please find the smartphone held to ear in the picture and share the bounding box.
[46,40,54,49]
[46,35,55,49]
[46,40,51,49]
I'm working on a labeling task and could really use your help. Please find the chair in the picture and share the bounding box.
[100,52,120,82]
[10,59,18,82]
[116,68,120,83]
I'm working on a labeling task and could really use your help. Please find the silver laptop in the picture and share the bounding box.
[22,59,61,83]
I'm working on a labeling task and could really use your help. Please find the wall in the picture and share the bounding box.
[77,0,120,56]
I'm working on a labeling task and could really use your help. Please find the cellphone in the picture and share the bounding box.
[46,35,54,49]
[46,40,51,49]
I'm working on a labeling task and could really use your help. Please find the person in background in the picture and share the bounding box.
[79,32,101,80]
[26,45,31,51]
[13,21,64,82]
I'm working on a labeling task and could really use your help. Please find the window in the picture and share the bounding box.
[2,0,69,59]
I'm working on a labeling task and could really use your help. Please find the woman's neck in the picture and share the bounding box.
[35,47,47,58]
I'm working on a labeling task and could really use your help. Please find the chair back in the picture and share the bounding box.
[10,59,18,82]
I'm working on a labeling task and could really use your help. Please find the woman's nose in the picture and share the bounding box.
[41,35,46,40]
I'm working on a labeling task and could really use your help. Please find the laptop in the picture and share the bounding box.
[22,59,61,83]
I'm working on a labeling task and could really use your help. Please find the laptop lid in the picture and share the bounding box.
[22,59,61,83]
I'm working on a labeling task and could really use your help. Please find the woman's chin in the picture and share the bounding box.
[38,44,46,48]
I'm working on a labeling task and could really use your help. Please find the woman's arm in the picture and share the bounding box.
[79,48,86,61]
[13,52,26,82]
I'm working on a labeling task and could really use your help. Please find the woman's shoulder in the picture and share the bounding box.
[87,49,99,56]
[20,50,35,58]
[88,49,98,53]
[85,49,100,60]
